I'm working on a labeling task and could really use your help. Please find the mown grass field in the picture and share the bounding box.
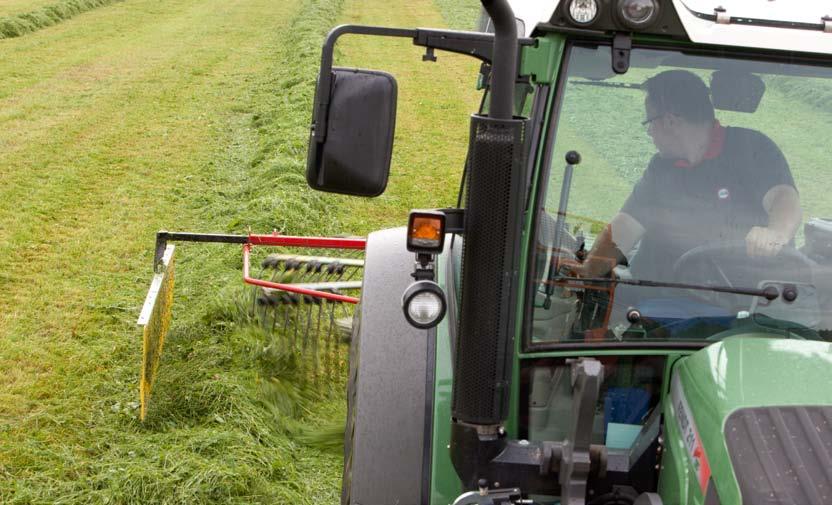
[0,0,481,502]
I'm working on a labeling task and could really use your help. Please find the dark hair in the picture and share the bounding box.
[644,70,715,124]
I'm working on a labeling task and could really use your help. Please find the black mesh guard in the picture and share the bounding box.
[725,406,832,505]
[452,114,528,425]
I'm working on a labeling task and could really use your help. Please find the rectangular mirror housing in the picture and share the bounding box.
[306,68,397,197]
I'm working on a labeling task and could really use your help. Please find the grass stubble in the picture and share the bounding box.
[0,0,480,502]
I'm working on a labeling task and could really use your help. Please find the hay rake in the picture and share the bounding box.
[251,252,364,383]
[137,231,366,420]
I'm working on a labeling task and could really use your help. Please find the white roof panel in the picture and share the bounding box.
[679,0,829,24]
[674,0,832,55]
[504,0,832,55]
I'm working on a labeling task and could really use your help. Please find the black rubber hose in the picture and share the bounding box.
[480,0,517,120]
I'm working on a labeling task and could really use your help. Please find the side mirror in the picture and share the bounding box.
[306,68,397,197]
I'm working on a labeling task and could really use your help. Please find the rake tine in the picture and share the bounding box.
[255,291,274,327]
[301,295,314,352]
[312,296,324,384]
[343,265,361,282]
[269,258,293,283]
[292,259,309,283]
[281,292,296,352]
[300,259,322,284]
[280,293,293,350]
[281,259,299,285]
[258,292,273,330]
[268,265,282,283]
[334,263,347,282]
[306,261,322,285]
[324,261,340,282]
[325,298,337,382]
[293,293,303,352]
[261,255,281,269]
[271,299,279,335]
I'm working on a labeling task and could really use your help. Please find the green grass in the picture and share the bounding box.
[432,0,481,30]
[0,0,124,39]
[0,0,57,17]
[0,0,483,501]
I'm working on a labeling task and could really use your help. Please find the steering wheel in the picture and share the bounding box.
[671,240,815,311]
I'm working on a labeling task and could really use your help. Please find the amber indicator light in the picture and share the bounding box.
[407,211,446,253]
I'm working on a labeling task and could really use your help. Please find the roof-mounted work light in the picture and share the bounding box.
[617,0,660,29]
[407,210,446,254]
[566,0,600,26]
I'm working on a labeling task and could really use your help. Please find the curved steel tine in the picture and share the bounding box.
[312,296,323,383]
[280,293,293,349]
[325,298,337,381]
[301,295,313,352]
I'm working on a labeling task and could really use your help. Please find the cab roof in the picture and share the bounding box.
[508,0,832,56]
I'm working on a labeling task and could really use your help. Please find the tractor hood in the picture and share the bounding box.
[668,336,832,504]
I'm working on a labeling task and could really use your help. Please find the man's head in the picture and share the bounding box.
[643,70,715,160]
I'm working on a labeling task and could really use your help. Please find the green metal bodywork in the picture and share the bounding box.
[430,253,462,504]
[660,337,832,505]
[520,37,562,85]
[509,33,566,441]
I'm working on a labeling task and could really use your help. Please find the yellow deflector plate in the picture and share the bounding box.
[136,245,176,421]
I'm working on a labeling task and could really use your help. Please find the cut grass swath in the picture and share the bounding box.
[0,0,125,39]
[136,244,175,421]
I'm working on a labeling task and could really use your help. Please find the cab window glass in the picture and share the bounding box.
[521,356,664,447]
[530,45,832,345]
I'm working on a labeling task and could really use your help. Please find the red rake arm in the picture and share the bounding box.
[153,231,366,303]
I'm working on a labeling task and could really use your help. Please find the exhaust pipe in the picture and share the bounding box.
[451,0,527,490]
[481,0,518,120]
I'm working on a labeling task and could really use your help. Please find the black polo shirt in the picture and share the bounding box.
[621,124,795,280]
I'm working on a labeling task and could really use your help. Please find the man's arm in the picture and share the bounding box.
[746,184,802,257]
[580,212,645,277]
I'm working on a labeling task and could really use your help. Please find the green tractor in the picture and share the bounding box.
[139,0,832,503]
[306,1,832,504]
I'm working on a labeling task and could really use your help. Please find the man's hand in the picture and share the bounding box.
[565,260,588,278]
[559,257,616,280]
[745,226,789,257]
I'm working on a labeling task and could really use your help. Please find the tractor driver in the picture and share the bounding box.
[577,69,802,286]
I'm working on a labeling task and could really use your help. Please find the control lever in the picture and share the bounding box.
[544,151,581,309]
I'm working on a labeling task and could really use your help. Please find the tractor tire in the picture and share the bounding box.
[341,301,361,505]
[340,228,435,505]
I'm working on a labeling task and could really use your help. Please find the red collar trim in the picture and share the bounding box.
[673,121,726,168]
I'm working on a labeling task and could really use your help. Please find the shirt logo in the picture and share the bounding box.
[717,188,730,200]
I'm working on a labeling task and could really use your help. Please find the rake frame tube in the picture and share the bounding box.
[243,244,360,304]
[153,230,366,270]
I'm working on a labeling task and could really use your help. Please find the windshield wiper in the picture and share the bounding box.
[555,276,780,301]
